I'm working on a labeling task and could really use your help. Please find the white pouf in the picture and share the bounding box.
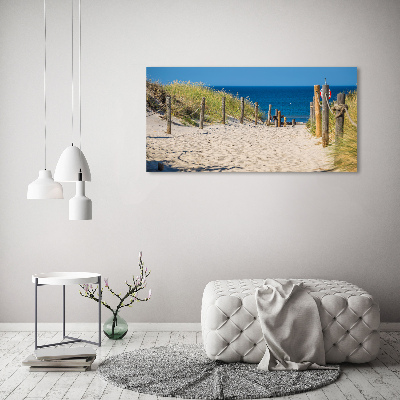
[201,279,380,364]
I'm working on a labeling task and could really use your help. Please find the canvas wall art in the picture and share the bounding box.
[146,67,357,172]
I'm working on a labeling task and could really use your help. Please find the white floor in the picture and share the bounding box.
[0,330,399,400]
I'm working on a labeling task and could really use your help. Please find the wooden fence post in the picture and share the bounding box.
[200,97,205,129]
[166,96,171,134]
[255,102,258,125]
[222,96,226,125]
[292,119,296,126]
[275,109,278,127]
[314,85,321,138]
[284,116,287,127]
[267,104,272,126]
[335,92,345,142]
[310,102,314,124]
[313,95,316,121]
[240,97,244,124]
[277,110,281,127]
[321,83,329,147]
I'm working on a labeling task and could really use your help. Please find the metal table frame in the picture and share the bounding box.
[34,276,102,349]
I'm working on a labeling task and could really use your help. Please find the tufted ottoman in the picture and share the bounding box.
[201,279,380,364]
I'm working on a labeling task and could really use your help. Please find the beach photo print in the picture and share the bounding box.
[146,67,357,172]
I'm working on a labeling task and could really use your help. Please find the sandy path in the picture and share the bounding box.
[146,113,333,172]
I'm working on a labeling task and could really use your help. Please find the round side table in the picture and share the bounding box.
[32,272,102,349]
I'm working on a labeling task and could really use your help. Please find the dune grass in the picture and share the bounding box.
[146,80,264,126]
[307,91,357,172]
[330,91,357,172]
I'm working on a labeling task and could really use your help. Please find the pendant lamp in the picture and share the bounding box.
[54,145,91,182]
[54,0,92,220]
[69,171,92,220]
[27,0,63,200]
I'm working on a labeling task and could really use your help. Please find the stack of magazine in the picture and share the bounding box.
[22,347,96,372]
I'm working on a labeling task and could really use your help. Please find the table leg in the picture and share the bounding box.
[35,278,38,350]
[63,285,66,338]
[98,276,102,347]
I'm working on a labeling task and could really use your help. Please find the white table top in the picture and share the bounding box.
[32,272,101,285]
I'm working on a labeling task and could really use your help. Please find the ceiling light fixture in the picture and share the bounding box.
[27,0,63,200]
[54,0,92,220]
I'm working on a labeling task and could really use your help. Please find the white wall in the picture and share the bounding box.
[1,0,399,323]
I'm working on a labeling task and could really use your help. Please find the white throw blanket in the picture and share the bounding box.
[255,279,335,371]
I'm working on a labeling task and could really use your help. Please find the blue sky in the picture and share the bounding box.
[147,67,357,86]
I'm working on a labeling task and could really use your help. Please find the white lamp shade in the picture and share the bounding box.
[27,170,64,199]
[54,145,91,182]
[69,181,92,220]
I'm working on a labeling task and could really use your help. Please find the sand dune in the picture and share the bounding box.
[146,112,333,172]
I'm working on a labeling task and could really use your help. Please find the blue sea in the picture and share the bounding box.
[212,86,357,123]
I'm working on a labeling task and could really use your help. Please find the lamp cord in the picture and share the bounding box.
[79,0,82,153]
[71,0,74,146]
[44,0,47,170]
[78,0,84,176]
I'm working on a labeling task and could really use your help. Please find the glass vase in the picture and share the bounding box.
[103,312,128,340]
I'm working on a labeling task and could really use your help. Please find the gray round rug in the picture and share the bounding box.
[98,344,340,399]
